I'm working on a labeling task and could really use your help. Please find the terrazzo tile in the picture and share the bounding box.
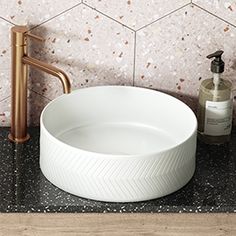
[84,0,190,30]
[27,90,51,126]
[0,96,10,127]
[193,0,236,26]
[0,18,13,101]
[0,90,50,127]
[0,0,81,26]
[2,0,236,128]
[135,5,236,112]
[0,128,15,211]
[28,4,134,100]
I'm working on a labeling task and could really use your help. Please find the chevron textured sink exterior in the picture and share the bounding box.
[40,86,197,202]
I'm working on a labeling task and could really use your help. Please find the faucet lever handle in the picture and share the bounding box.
[26,33,45,42]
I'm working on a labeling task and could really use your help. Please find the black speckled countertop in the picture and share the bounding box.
[0,127,235,213]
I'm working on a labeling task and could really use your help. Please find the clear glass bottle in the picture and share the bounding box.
[197,50,233,144]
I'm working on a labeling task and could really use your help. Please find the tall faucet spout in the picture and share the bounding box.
[9,25,72,143]
[22,56,71,94]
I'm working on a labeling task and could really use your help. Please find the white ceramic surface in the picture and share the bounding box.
[40,86,197,202]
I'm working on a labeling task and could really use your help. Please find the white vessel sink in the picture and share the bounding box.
[40,86,197,202]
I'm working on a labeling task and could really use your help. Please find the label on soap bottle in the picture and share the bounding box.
[204,100,233,136]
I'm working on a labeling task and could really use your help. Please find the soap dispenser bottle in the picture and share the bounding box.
[197,50,233,144]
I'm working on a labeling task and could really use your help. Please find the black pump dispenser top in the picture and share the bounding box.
[206,50,224,73]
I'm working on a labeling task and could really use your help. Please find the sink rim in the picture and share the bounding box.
[40,85,197,159]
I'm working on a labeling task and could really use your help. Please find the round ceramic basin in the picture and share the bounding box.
[40,86,197,202]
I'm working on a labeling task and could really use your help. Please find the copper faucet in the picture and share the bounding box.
[8,26,71,143]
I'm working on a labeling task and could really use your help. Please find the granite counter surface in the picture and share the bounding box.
[0,127,235,213]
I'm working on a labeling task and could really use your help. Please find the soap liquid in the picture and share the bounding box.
[197,78,232,144]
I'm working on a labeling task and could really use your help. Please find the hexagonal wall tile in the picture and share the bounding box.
[135,5,236,112]
[0,0,81,26]
[193,0,236,26]
[0,18,13,102]
[28,4,134,100]
[84,0,190,30]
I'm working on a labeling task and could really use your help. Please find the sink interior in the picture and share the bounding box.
[42,86,196,156]
[56,122,177,155]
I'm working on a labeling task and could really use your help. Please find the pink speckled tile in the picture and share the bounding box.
[28,90,51,126]
[135,5,236,112]
[84,0,190,30]
[0,90,51,127]
[0,0,81,26]
[193,0,236,26]
[28,4,134,100]
[0,19,13,101]
[0,96,10,127]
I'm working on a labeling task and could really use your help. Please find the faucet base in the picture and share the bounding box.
[8,133,30,143]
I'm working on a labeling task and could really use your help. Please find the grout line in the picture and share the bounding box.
[28,89,52,101]
[0,16,15,26]
[132,32,136,86]
[136,2,191,32]
[193,3,236,29]
[28,3,83,31]
[0,91,51,103]
[0,95,11,103]
[83,2,135,32]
